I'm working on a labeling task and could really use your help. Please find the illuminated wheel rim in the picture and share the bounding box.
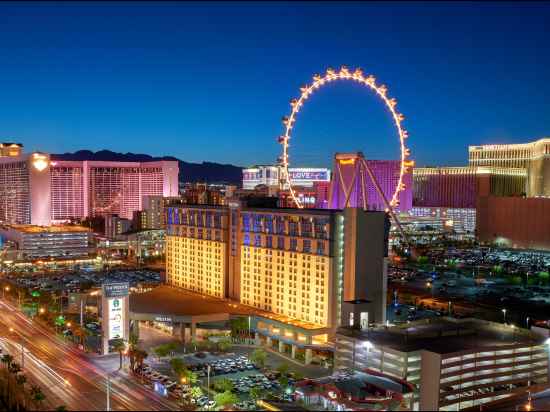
[278,66,411,209]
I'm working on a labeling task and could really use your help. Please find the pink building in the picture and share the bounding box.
[50,160,179,221]
[328,153,413,213]
[364,160,412,212]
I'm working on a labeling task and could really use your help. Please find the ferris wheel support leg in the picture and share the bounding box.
[361,159,410,247]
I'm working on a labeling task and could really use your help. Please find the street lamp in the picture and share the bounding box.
[502,308,507,324]
[3,285,10,299]
[39,307,46,315]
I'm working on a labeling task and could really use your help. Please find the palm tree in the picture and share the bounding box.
[30,385,46,410]
[127,333,139,371]
[15,373,27,410]
[111,339,126,370]
[134,348,148,373]
[6,360,20,408]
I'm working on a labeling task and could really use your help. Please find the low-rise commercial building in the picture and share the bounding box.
[334,318,549,411]
[0,224,91,259]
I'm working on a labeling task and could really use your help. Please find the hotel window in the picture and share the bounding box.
[290,239,297,251]
[277,237,285,250]
[254,234,261,247]
[266,236,273,249]
[303,239,311,253]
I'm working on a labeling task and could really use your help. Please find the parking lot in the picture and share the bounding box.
[137,351,293,410]
[2,268,161,294]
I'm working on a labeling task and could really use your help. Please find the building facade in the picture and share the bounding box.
[0,142,23,158]
[469,138,550,197]
[104,214,133,239]
[50,160,179,221]
[165,202,390,353]
[328,154,413,213]
[242,165,331,190]
[0,224,91,259]
[476,196,550,250]
[335,318,549,411]
[0,152,52,226]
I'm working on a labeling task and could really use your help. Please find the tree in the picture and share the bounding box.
[182,369,198,386]
[153,344,171,360]
[250,348,267,368]
[538,271,550,285]
[134,349,148,373]
[276,363,290,377]
[217,337,232,353]
[214,390,238,409]
[190,386,203,399]
[15,373,27,410]
[170,358,186,378]
[30,385,46,410]
[111,339,126,370]
[213,378,234,393]
[55,406,68,412]
[249,387,265,401]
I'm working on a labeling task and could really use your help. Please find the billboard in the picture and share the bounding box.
[108,297,125,340]
[289,169,330,182]
[103,282,129,298]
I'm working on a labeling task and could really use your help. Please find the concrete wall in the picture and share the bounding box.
[343,208,388,324]
[420,350,441,411]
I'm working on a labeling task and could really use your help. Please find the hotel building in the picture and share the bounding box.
[164,201,390,361]
[335,318,549,411]
[469,138,550,197]
[411,166,526,233]
[328,154,413,213]
[0,152,52,226]
[50,160,179,221]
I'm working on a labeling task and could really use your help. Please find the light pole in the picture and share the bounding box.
[3,285,10,300]
[502,308,507,324]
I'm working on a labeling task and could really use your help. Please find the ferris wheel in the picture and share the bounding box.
[277,66,411,212]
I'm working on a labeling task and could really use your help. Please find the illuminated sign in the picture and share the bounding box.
[289,169,329,181]
[103,282,129,298]
[339,159,355,165]
[31,153,49,172]
[108,297,124,340]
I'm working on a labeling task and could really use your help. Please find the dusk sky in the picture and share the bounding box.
[1,2,549,168]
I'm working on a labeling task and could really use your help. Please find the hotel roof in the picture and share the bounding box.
[3,224,91,233]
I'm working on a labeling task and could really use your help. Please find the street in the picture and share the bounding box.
[0,297,179,411]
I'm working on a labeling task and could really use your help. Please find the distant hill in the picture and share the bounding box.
[51,150,243,185]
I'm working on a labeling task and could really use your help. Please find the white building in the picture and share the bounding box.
[242,165,330,189]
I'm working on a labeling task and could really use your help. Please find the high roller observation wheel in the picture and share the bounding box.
[278,66,411,210]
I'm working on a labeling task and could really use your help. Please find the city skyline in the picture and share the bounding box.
[1,2,549,168]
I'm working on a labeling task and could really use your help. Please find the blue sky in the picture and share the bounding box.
[1,2,549,167]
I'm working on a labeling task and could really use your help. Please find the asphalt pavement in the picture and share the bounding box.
[0,297,180,411]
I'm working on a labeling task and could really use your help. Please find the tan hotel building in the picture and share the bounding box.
[165,201,389,361]
[469,137,550,197]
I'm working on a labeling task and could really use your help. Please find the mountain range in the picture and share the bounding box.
[51,150,244,185]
